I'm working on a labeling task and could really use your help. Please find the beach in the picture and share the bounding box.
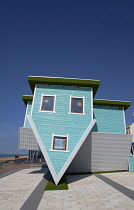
[0,155,29,162]
[0,155,29,175]
[0,155,45,176]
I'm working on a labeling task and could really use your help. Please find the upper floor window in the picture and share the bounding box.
[41,95,56,112]
[70,96,84,114]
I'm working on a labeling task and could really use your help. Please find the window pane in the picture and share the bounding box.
[53,137,66,150]
[42,96,54,111]
[71,98,83,113]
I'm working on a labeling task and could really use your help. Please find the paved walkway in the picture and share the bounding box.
[0,169,134,210]
[0,168,48,210]
[38,172,134,210]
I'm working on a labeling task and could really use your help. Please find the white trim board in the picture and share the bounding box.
[91,88,93,121]
[57,119,96,182]
[27,115,58,182]
[27,114,96,185]
[23,102,29,127]
[123,108,126,134]
[30,84,37,116]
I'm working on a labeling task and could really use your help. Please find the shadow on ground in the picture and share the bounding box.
[28,165,48,175]
[66,174,93,184]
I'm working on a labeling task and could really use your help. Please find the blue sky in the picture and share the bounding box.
[0,0,134,154]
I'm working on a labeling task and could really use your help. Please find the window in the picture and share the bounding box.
[41,95,55,112]
[53,136,67,151]
[70,97,84,114]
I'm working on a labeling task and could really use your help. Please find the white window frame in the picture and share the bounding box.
[49,133,69,152]
[68,95,85,115]
[39,94,56,113]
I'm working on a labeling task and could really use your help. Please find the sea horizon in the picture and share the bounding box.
[0,154,28,158]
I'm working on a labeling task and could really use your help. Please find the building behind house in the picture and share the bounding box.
[126,123,134,155]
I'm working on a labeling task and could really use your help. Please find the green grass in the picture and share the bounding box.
[44,175,68,191]
[45,170,127,191]
[66,170,127,175]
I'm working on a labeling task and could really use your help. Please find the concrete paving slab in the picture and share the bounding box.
[95,173,134,201]
[38,172,134,210]
[0,169,134,210]
[20,170,50,210]
[0,168,48,210]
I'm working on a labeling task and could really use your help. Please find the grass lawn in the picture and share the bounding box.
[44,175,68,191]
[66,170,127,175]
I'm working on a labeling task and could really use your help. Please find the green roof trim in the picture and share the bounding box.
[22,95,33,106]
[93,99,131,110]
[28,76,100,97]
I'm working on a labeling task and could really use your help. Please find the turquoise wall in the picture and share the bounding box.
[32,85,92,175]
[92,105,125,133]
[129,156,134,172]
[24,101,32,127]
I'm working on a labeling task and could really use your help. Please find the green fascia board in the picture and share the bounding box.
[93,99,131,110]
[22,95,33,106]
[28,76,100,97]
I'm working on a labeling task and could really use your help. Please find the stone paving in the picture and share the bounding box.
[0,168,48,210]
[38,172,134,210]
[0,170,134,210]
[102,172,134,191]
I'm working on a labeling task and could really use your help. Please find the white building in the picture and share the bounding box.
[127,123,134,142]
[127,123,134,155]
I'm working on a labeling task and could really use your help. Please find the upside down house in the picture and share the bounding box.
[18,76,132,184]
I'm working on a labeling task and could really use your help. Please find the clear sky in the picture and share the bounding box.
[0,0,134,154]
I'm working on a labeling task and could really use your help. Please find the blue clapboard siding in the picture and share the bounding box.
[32,85,92,175]
[92,105,125,133]
[24,101,32,128]
[129,156,134,172]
